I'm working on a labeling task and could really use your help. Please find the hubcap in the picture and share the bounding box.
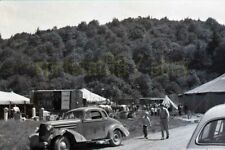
[59,140,69,150]
[113,131,121,144]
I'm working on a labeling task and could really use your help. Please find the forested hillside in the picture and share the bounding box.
[0,17,225,99]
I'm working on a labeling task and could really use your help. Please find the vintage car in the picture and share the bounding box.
[187,104,225,150]
[29,107,129,150]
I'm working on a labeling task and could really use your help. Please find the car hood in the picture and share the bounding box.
[43,119,81,127]
[109,117,122,124]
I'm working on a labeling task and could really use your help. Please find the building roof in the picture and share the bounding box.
[139,97,164,101]
[34,89,76,92]
[185,74,225,95]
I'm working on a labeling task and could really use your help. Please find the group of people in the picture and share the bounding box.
[142,104,170,140]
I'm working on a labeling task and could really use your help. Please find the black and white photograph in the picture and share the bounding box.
[0,0,225,150]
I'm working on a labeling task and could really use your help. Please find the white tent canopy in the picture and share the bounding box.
[80,88,107,103]
[0,91,30,105]
[162,95,178,110]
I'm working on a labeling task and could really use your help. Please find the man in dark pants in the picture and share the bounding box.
[142,111,151,139]
[159,104,170,140]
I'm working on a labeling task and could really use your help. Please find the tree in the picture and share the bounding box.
[206,30,221,56]
[134,74,153,97]
[211,38,225,73]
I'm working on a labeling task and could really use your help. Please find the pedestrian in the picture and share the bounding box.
[12,105,20,120]
[178,104,182,116]
[142,111,151,139]
[187,109,192,119]
[159,104,170,140]
[184,105,188,115]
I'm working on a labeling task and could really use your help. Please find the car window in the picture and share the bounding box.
[198,119,225,144]
[101,110,108,118]
[90,111,102,120]
[84,111,92,120]
[63,110,83,120]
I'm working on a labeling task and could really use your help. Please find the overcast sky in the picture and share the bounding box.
[0,0,225,39]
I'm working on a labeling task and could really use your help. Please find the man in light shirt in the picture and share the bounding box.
[12,105,20,112]
[159,104,170,140]
[12,105,20,120]
[142,111,151,139]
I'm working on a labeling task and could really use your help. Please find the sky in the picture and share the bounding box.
[0,0,225,39]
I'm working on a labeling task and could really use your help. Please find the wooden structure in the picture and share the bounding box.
[31,89,82,112]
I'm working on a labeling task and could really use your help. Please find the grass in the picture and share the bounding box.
[0,119,40,150]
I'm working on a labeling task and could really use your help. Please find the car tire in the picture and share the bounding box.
[109,129,123,146]
[54,136,71,150]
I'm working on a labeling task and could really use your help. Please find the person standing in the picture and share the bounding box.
[142,111,151,139]
[159,104,170,140]
[12,105,20,120]
[178,104,182,116]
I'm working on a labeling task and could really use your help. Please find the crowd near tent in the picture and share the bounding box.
[0,91,30,105]
[140,96,178,110]
[180,73,225,113]
[80,88,107,103]
[0,91,31,119]
[139,97,164,105]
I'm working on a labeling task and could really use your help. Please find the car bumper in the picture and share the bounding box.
[29,133,50,149]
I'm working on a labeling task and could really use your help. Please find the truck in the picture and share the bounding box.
[31,89,83,112]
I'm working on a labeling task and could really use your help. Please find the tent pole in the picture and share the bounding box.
[9,101,11,118]
[24,101,26,116]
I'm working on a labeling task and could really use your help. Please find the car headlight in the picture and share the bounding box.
[35,127,39,133]
[46,125,53,131]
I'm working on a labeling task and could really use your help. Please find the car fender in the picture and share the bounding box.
[29,133,41,149]
[107,124,129,138]
[52,128,87,143]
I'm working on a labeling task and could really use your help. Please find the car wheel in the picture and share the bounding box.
[54,136,71,150]
[109,129,123,146]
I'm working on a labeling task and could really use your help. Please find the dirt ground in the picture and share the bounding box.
[0,114,190,150]
[118,113,191,139]
[100,124,198,150]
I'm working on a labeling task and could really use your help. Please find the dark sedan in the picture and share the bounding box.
[29,107,129,150]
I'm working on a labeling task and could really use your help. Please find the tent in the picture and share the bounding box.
[0,91,30,105]
[80,88,107,103]
[184,74,225,94]
[180,73,225,112]
[162,95,178,110]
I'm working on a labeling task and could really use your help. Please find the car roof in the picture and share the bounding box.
[187,104,225,148]
[201,104,225,123]
[197,104,225,133]
[66,106,104,113]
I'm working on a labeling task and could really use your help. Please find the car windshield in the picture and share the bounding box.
[63,110,83,120]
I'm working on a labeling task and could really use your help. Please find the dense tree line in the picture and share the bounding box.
[0,17,224,100]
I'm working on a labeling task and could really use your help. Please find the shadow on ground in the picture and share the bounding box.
[136,137,161,141]
[74,143,123,150]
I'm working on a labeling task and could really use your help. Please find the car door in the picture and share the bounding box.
[82,110,106,140]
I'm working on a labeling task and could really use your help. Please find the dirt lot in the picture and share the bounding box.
[118,114,190,139]
[0,114,190,150]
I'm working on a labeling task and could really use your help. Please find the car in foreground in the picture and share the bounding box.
[187,104,225,150]
[29,107,129,150]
